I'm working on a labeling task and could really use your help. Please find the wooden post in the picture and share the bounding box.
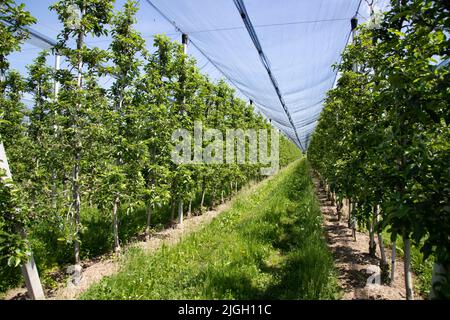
[0,142,45,300]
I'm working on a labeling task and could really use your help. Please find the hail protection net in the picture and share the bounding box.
[142,0,363,151]
[10,0,390,151]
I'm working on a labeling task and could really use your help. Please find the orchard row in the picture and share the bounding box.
[0,0,300,291]
[308,0,449,300]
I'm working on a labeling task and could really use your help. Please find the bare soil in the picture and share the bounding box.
[313,177,421,300]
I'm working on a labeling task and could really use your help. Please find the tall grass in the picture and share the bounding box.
[81,159,339,300]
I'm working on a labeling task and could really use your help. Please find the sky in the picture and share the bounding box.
[7,0,391,150]
[9,0,230,88]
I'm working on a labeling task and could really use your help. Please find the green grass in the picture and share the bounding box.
[81,158,339,300]
[0,196,176,293]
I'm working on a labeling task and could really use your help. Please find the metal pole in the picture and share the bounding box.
[351,16,358,72]
[0,142,12,180]
[182,33,188,55]
[177,33,188,226]
[54,54,61,98]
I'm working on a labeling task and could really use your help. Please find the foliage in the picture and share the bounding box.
[81,159,339,300]
[308,0,449,298]
[0,0,302,293]
[0,0,36,271]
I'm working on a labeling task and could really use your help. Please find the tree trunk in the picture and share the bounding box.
[377,232,389,283]
[212,188,217,207]
[112,195,121,253]
[187,200,192,218]
[430,263,449,299]
[145,204,152,240]
[72,14,85,284]
[369,213,376,257]
[347,199,352,228]
[337,200,343,221]
[221,190,224,204]
[72,157,81,266]
[200,188,206,213]
[374,206,389,283]
[403,235,414,300]
[178,200,183,225]
[352,203,357,241]
[51,170,57,209]
[369,225,376,256]
[170,200,175,221]
[391,239,396,285]
[71,155,82,286]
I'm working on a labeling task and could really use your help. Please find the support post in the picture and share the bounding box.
[351,16,358,72]
[179,33,188,225]
[54,54,61,98]
[182,33,188,55]
[0,142,45,300]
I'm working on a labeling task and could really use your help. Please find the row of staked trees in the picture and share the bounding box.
[0,0,299,291]
[308,0,449,299]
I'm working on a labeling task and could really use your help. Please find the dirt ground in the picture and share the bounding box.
[313,177,420,300]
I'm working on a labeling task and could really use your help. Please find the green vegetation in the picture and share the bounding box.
[81,159,339,300]
[308,1,449,299]
[0,0,301,294]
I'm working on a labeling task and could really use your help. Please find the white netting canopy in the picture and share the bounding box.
[10,0,391,151]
